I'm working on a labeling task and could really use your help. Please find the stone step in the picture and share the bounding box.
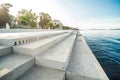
[35,33,76,71]
[0,29,72,33]
[0,45,12,57]
[66,34,109,80]
[0,54,34,80]
[13,33,71,56]
[16,65,65,80]
[0,30,71,46]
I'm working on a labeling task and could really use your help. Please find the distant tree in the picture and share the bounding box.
[52,20,63,29]
[17,9,37,28]
[47,21,53,29]
[62,26,71,30]
[0,3,13,27]
[1,3,13,11]
[39,12,52,29]
[54,24,60,29]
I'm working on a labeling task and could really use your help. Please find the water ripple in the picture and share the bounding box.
[81,30,120,80]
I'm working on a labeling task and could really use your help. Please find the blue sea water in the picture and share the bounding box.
[81,30,120,80]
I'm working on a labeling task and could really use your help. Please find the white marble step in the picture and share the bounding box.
[66,34,109,80]
[13,33,71,56]
[16,65,65,80]
[0,45,11,57]
[36,34,76,71]
[0,54,34,80]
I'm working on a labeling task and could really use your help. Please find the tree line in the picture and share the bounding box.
[0,3,13,27]
[0,3,78,30]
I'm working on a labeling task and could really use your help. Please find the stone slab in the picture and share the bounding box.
[0,54,34,80]
[0,30,72,46]
[35,34,76,71]
[0,68,11,78]
[0,29,72,33]
[66,34,109,80]
[17,65,65,80]
[0,45,11,57]
[13,33,71,56]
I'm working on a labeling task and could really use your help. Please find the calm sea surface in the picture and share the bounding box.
[81,30,120,80]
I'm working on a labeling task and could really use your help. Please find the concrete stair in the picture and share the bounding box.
[0,30,109,80]
[36,33,76,71]
[13,33,71,56]
[0,30,74,80]
[16,65,65,80]
[66,33,109,80]
[0,31,71,46]
[0,45,11,57]
[0,54,34,80]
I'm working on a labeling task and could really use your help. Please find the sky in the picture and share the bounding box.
[0,0,120,29]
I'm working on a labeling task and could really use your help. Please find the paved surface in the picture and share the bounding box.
[0,30,109,80]
[36,34,76,71]
[0,53,34,80]
[0,29,72,33]
[14,33,70,49]
[0,31,68,39]
[0,45,11,57]
[0,45,10,49]
[0,30,72,46]
[0,54,33,70]
[17,65,65,80]
[13,33,70,56]
[66,35,109,80]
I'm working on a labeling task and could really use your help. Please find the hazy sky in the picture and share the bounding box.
[1,0,120,29]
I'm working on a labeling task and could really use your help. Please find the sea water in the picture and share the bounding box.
[81,30,120,80]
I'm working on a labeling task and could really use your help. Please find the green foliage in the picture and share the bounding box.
[54,23,60,29]
[62,26,71,30]
[47,21,53,29]
[1,3,13,11]
[52,20,63,29]
[0,3,13,27]
[17,9,37,28]
[39,12,52,29]
[0,3,75,29]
